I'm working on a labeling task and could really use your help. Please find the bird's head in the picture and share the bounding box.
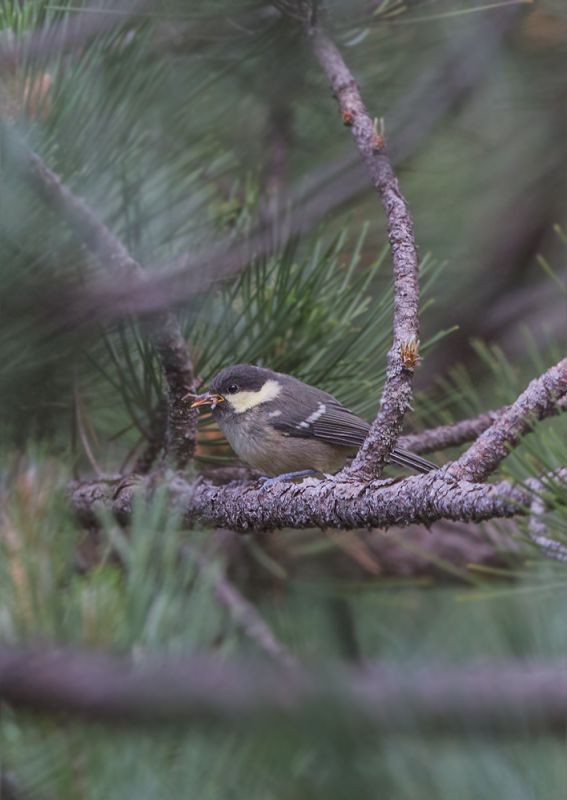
[187,364,282,417]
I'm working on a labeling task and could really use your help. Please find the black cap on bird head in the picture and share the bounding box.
[209,364,272,396]
[188,364,275,411]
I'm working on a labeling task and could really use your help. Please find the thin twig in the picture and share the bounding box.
[399,394,567,455]
[188,543,297,669]
[264,100,294,195]
[447,358,567,482]
[526,470,567,563]
[70,358,567,532]
[74,387,103,477]
[399,410,504,454]
[307,21,421,480]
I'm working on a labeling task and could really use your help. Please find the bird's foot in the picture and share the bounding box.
[258,469,319,492]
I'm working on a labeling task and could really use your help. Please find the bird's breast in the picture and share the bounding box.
[216,409,352,476]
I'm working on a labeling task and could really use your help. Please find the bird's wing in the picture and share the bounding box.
[269,392,370,449]
[269,380,435,473]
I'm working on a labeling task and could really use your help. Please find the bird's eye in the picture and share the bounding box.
[226,383,239,394]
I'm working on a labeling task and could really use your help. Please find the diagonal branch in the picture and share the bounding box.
[447,358,567,482]
[188,543,297,669]
[398,392,567,455]
[21,147,198,469]
[307,21,421,480]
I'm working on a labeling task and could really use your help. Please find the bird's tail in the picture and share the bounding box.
[390,447,436,474]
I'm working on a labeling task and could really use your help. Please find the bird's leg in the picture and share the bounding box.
[258,469,319,490]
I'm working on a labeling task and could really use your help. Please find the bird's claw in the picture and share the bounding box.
[257,469,319,493]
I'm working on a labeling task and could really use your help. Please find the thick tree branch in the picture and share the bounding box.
[447,359,567,482]
[308,23,420,480]
[2,646,567,736]
[70,469,529,533]
[69,360,566,535]
[21,148,198,469]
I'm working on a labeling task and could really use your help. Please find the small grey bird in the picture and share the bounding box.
[189,364,435,477]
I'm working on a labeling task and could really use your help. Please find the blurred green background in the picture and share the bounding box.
[0,1,567,797]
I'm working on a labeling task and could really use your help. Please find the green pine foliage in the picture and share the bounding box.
[2,462,567,799]
[1,1,567,798]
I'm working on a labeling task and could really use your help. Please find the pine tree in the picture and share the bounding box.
[1,2,567,798]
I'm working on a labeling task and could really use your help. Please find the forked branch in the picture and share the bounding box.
[448,359,567,482]
[399,393,567,455]
[71,360,567,532]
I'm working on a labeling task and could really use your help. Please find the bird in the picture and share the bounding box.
[188,364,435,479]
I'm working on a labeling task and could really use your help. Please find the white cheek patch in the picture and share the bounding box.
[227,379,282,414]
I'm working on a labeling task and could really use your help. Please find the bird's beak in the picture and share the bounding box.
[184,392,225,410]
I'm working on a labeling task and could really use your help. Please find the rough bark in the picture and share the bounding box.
[526,470,567,563]
[71,357,566,535]
[70,469,529,533]
[309,24,421,480]
[448,359,567,482]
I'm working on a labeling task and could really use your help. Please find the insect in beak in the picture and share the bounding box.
[185,392,225,410]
